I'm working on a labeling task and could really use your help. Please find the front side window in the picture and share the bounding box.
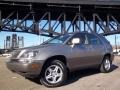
[67,33,85,45]
[42,34,71,44]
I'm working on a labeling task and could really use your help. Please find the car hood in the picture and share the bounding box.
[18,44,65,51]
[11,44,66,58]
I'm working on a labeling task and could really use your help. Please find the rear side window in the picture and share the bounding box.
[100,35,110,44]
[87,34,102,45]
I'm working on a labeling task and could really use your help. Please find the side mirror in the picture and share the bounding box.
[72,38,80,45]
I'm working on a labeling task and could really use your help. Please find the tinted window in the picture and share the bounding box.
[87,34,102,45]
[68,33,85,44]
[42,34,71,44]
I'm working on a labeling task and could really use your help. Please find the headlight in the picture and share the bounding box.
[22,51,39,59]
[19,50,39,63]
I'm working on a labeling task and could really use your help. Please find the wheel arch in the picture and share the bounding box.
[40,55,69,76]
[104,53,111,59]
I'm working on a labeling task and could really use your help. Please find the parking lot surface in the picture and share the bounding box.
[0,56,120,90]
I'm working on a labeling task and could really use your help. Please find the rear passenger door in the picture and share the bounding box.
[86,33,104,66]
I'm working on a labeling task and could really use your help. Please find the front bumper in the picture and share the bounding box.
[6,59,44,78]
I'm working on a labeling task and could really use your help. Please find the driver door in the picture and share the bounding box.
[68,33,90,70]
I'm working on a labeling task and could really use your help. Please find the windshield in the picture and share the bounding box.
[42,34,71,44]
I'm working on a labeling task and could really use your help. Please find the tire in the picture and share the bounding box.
[40,60,67,87]
[100,56,112,73]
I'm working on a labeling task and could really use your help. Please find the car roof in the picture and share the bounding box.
[67,31,97,35]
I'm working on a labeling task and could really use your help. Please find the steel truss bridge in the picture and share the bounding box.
[1,0,120,37]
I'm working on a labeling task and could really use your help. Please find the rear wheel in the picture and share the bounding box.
[100,56,112,73]
[40,60,67,87]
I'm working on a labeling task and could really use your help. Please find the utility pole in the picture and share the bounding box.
[4,40,6,50]
[115,35,117,53]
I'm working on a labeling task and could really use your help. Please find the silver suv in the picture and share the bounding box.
[6,32,114,87]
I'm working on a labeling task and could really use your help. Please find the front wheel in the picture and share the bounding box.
[100,56,112,73]
[40,60,67,87]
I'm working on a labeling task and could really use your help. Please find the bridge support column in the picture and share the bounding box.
[0,10,2,30]
[78,14,81,32]
[61,13,66,34]
[93,14,97,33]
[48,12,52,36]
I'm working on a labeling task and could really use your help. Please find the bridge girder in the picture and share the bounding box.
[0,2,120,36]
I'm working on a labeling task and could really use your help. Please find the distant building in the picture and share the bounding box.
[18,36,24,48]
[6,36,11,49]
[5,34,24,49]
[12,34,17,49]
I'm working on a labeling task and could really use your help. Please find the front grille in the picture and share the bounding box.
[11,50,21,58]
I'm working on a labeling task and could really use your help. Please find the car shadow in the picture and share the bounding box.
[26,77,41,85]
[64,64,118,86]
[26,64,118,86]
[111,64,118,72]
[65,68,99,86]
